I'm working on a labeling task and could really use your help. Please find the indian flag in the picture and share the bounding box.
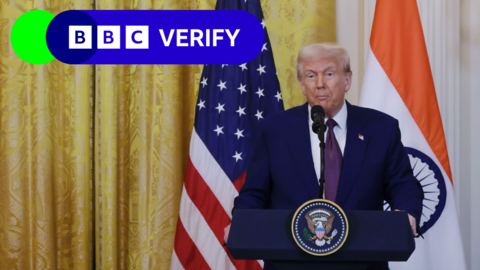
[359,0,466,269]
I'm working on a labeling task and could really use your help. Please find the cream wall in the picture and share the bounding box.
[336,0,480,269]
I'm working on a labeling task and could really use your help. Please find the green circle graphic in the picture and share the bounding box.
[11,10,55,65]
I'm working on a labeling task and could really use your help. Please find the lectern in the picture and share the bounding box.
[227,209,415,270]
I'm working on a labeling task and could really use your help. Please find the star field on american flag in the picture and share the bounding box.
[194,0,284,183]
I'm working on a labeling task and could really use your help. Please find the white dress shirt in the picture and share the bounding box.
[308,101,348,181]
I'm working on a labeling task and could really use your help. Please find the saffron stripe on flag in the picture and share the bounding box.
[179,185,236,270]
[370,0,453,183]
[361,46,467,270]
[173,221,210,270]
[360,1,466,269]
[361,48,450,185]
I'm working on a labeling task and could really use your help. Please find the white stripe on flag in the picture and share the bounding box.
[179,184,237,270]
[170,251,185,270]
[190,129,239,218]
[360,49,466,270]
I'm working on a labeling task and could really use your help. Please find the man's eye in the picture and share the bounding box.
[327,72,333,77]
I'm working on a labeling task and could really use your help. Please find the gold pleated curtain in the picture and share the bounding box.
[0,0,335,269]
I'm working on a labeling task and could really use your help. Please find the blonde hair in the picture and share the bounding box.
[297,43,351,81]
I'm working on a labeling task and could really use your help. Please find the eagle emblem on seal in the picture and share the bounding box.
[305,209,338,247]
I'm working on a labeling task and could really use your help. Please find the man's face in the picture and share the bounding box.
[300,57,352,118]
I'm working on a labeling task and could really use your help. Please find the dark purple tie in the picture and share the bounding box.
[325,119,342,202]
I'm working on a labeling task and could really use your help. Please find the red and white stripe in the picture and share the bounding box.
[360,1,466,269]
[171,129,263,270]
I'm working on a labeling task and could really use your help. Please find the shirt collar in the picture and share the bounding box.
[308,100,348,131]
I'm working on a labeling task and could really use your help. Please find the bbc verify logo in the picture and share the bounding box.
[69,26,240,50]
[11,10,264,65]
[69,26,149,49]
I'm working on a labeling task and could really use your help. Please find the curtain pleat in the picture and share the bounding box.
[94,62,199,269]
[0,3,94,269]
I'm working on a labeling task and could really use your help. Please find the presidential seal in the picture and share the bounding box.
[292,199,348,256]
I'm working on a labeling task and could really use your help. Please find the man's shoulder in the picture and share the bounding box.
[257,103,399,131]
[258,103,307,131]
[348,103,398,128]
[348,104,400,141]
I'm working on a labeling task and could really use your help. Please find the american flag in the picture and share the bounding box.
[170,0,284,269]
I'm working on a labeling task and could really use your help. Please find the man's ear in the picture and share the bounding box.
[344,72,353,92]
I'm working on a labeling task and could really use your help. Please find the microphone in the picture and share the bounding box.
[311,105,325,134]
[311,105,326,200]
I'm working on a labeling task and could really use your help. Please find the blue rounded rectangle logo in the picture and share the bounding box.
[46,10,265,64]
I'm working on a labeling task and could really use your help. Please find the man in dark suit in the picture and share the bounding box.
[225,43,423,270]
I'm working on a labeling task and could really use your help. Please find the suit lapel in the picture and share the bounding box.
[335,102,368,207]
[286,103,319,200]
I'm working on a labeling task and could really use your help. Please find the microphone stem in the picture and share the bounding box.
[318,131,326,199]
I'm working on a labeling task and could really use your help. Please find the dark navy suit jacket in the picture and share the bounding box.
[233,102,423,270]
